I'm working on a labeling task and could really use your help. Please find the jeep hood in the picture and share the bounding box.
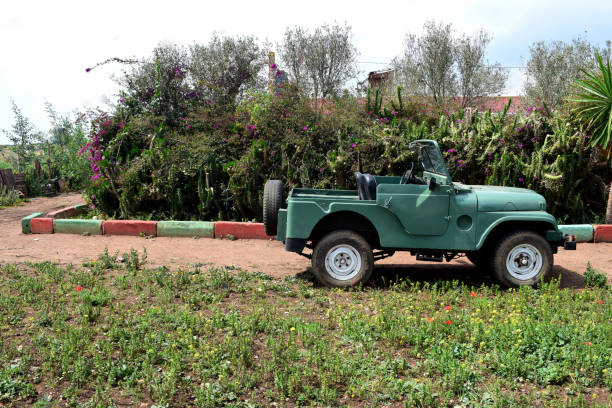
[456,184,547,212]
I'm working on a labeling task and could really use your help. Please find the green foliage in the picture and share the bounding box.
[0,261,610,406]
[584,262,608,289]
[572,52,612,149]
[0,185,21,207]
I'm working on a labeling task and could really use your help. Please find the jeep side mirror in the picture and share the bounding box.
[428,177,437,190]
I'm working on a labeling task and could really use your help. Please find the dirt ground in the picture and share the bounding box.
[1,193,610,288]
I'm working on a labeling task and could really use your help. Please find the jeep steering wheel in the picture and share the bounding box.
[400,162,414,184]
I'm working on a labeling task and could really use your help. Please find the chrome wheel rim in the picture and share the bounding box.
[325,244,362,281]
[505,243,542,281]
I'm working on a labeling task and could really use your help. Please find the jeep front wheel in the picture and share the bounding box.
[491,231,553,287]
[312,230,374,288]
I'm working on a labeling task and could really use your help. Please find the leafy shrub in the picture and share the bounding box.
[584,262,608,288]
[0,185,20,207]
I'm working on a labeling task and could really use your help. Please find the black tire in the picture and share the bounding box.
[263,180,284,236]
[312,230,374,288]
[490,230,553,288]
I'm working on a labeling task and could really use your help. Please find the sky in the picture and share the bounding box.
[1,0,611,144]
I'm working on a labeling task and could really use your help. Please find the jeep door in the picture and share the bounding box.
[377,183,451,235]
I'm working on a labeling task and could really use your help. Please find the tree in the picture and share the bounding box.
[190,34,266,106]
[3,100,36,172]
[279,23,358,99]
[524,36,611,108]
[572,53,612,223]
[456,30,508,108]
[392,21,507,107]
[279,27,309,90]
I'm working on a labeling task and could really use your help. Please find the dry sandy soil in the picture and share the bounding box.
[1,193,610,288]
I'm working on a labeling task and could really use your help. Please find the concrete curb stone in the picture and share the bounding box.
[157,221,214,238]
[31,218,54,234]
[21,212,43,234]
[102,220,157,236]
[558,224,594,243]
[594,225,612,243]
[54,219,102,235]
[214,221,273,240]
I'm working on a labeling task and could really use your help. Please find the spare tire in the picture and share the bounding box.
[263,179,284,236]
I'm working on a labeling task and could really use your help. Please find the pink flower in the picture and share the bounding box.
[302,125,307,131]
[351,143,356,148]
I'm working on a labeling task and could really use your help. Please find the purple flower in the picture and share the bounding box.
[119,122,125,130]
[302,125,307,131]
[85,68,92,73]
[120,98,125,103]
[499,139,504,144]
[518,177,524,183]
[518,143,523,148]
[351,143,356,148]
[270,63,277,70]
[247,124,255,131]
[187,124,191,130]
[447,148,456,153]
[457,119,462,124]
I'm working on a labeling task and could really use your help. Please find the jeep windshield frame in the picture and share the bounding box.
[408,140,451,179]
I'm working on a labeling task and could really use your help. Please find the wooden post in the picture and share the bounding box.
[268,52,275,94]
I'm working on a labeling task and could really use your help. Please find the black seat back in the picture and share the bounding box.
[363,174,377,200]
[354,172,367,200]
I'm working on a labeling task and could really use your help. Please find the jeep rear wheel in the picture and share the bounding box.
[312,230,374,288]
[263,180,284,236]
[491,231,553,287]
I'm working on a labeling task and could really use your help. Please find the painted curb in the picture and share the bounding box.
[102,220,157,236]
[157,221,214,238]
[214,221,273,240]
[558,225,594,243]
[31,218,54,234]
[54,219,102,235]
[21,212,43,234]
[48,204,88,219]
[594,225,612,243]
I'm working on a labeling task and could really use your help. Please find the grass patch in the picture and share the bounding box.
[0,253,610,407]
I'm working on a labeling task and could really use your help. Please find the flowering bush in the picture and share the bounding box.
[80,62,608,223]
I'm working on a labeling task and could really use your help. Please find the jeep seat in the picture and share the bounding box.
[363,174,377,200]
[354,172,377,200]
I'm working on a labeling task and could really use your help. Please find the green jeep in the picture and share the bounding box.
[263,140,576,288]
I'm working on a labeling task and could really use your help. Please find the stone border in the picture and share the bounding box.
[21,214,271,239]
[21,212,611,242]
